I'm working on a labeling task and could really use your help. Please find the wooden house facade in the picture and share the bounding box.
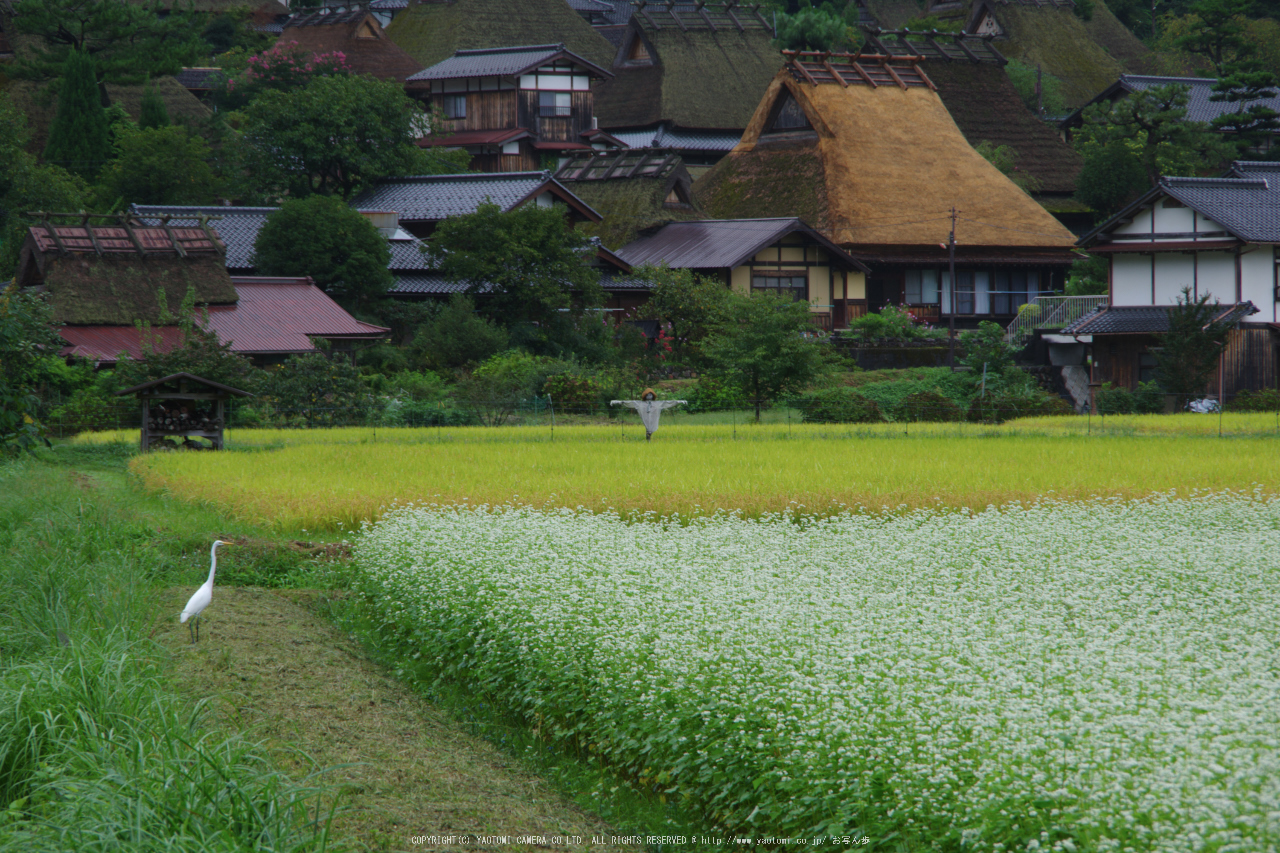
[694,51,1079,330]
[408,44,613,172]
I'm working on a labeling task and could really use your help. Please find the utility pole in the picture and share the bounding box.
[947,206,958,370]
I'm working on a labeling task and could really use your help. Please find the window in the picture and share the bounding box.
[766,93,811,133]
[991,270,1038,314]
[954,271,975,314]
[626,36,652,65]
[539,92,571,117]
[442,94,466,119]
[905,269,940,304]
[752,274,807,301]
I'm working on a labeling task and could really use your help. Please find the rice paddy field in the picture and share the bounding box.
[109,418,1280,532]
[96,417,1280,849]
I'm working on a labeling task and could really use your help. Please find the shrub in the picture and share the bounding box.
[1134,380,1166,414]
[844,305,945,342]
[795,387,883,424]
[1095,382,1136,415]
[683,375,742,414]
[1225,388,1280,412]
[899,390,963,422]
[542,372,605,413]
[383,399,478,427]
[410,295,509,370]
[47,390,123,436]
[968,389,1070,423]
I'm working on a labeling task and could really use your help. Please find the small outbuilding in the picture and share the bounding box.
[115,372,253,452]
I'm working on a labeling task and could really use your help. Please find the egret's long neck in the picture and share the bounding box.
[208,545,219,583]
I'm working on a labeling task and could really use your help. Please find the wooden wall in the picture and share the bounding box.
[1222,327,1278,399]
[1092,335,1152,390]
[516,91,594,142]
[434,91,518,132]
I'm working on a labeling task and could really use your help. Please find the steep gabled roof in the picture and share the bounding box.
[276,7,424,81]
[1061,74,1280,132]
[1080,162,1280,248]
[593,18,783,131]
[1060,302,1258,335]
[615,218,869,272]
[350,172,601,224]
[385,0,616,70]
[555,148,701,247]
[695,61,1078,251]
[407,43,611,81]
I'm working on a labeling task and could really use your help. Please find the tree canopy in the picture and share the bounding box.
[638,266,732,364]
[11,0,208,84]
[95,125,222,207]
[1155,288,1236,407]
[43,48,113,181]
[253,196,394,305]
[0,285,62,456]
[236,74,465,201]
[428,202,603,328]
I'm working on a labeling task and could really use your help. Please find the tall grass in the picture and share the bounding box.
[0,461,338,852]
[129,433,1280,531]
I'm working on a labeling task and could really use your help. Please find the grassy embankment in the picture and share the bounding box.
[111,419,1280,531]
[0,449,637,852]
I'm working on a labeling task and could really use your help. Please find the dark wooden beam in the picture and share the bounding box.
[822,58,849,87]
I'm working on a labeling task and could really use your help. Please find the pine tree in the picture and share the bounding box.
[43,48,112,181]
[138,80,170,129]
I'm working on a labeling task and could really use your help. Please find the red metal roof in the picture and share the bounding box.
[58,277,388,364]
[531,140,594,151]
[417,128,529,148]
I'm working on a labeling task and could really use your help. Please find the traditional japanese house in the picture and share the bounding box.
[1061,160,1280,399]
[554,147,700,247]
[349,171,601,238]
[17,216,387,367]
[857,29,1085,229]
[277,7,424,82]
[407,44,613,171]
[1060,75,1280,154]
[615,218,870,331]
[695,51,1078,328]
[590,1,784,173]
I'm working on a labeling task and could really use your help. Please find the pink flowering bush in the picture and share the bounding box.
[220,41,352,107]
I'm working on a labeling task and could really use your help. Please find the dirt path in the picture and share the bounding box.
[158,586,631,853]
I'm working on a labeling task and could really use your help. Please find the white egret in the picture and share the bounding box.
[181,540,228,643]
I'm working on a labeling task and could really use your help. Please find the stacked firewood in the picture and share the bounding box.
[147,405,221,432]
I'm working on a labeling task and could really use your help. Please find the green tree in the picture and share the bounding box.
[0,95,89,277]
[253,196,393,304]
[1210,59,1280,151]
[410,295,510,371]
[701,291,825,421]
[1075,138,1152,219]
[1173,0,1252,74]
[1004,60,1066,117]
[637,266,732,363]
[95,126,221,206]
[0,285,62,456]
[43,48,113,180]
[773,7,858,51]
[456,350,552,426]
[138,80,170,129]
[265,352,371,427]
[1065,254,1109,296]
[975,141,1042,194]
[11,0,208,85]
[236,74,464,201]
[428,202,603,328]
[1154,287,1235,407]
[114,295,260,395]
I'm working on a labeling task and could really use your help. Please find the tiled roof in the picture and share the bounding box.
[599,272,652,290]
[350,172,556,222]
[59,278,388,363]
[175,67,224,90]
[615,218,868,271]
[132,206,272,271]
[417,128,530,148]
[586,0,636,25]
[555,148,682,181]
[131,204,434,273]
[389,274,464,295]
[407,44,610,81]
[1060,302,1258,335]
[595,23,629,48]
[284,8,367,27]
[1122,75,1280,126]
[370,0,409,7]
[606,125,742,152]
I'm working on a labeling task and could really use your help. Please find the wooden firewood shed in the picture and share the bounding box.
[115,372,252,452]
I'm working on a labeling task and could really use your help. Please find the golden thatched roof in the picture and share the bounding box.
[695,63,1077,251]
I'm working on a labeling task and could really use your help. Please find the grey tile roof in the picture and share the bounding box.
[131,205,434,274]
[605,125,742,152]
[599,272,653,290]
[350,172,556,222]
[554,147,681,181]
[587,0,636,25]
[370,0,409,7]
[406,44,609,81]
[284,9,367,28]
[616,218,867,271]
[1060,302,1258,335]
[132,205,273,271]
[595,23,629,48]
[390,274,464,295]
[1120,75,1280,126]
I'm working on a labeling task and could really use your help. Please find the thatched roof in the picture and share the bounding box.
[694,62,1077,252]
[593,23,783,131]
[924,61,1081,194]
[279,8,424,82]
[384,0,615,71]
[555,148,701,248]
[5,77,211,155]
[18,221,238,325]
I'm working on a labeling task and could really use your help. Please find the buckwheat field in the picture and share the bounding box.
[353,493,1280,852]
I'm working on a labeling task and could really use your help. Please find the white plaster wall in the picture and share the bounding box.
[1111,254,1153,304]
[1114,206,1153,236]
[1151,204,1195,232]
[810,265,830,307]
[1196,252,1236,304]
[1153,254,1194,304]
[1240,248,1276,321]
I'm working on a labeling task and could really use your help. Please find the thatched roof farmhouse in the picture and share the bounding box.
[277,8,424,82]
[554,148,701,247]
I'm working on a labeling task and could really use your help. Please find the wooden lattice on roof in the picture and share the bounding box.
[632,0,772,31]
[859,29,1006,65]
[783,51,936,90]
[554,148,682,181]
[26,211,225,259]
